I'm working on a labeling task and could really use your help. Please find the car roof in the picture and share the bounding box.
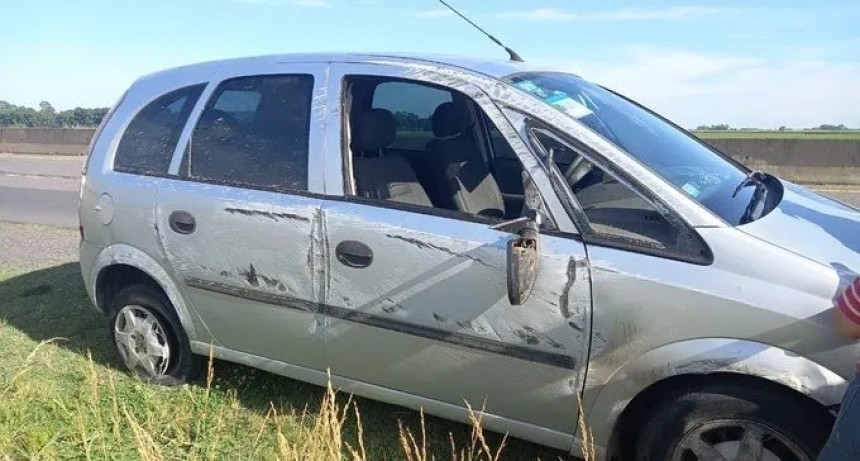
[141,52,556,83]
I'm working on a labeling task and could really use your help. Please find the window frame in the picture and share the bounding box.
[178,73,316,194]
[526,119,714,265]
[339,74,559,230]
[112,83,206,177]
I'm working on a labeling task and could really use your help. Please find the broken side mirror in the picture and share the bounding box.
[493,217,540,305]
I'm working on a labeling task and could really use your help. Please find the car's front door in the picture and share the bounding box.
[156,63,329,369]
[319,63,592,437]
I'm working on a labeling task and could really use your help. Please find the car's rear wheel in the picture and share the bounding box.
[634,380,832,461]
[109,284,201,385]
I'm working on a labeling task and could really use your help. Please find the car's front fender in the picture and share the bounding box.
[583,338,847,455]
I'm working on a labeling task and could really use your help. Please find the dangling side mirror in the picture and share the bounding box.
[493,217,540,305]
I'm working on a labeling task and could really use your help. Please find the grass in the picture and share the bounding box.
[691,130,860,140]
[0,261,579,460]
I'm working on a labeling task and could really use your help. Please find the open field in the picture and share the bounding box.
[0,222,573,461]
[691,130,860,140]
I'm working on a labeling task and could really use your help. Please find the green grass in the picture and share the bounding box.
[691,130,860,140]
[0,261,574,460]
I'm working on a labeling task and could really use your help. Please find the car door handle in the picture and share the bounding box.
[169,210,196,234]
[335,240,373,268]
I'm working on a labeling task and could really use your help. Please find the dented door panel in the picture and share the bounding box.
[155,60,330,369]
[322,201,591,432]
[157,182,327,368]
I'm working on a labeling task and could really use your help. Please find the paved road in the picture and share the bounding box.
[2,154,860,229]
[807,187,860,209]
[0,155,83,228]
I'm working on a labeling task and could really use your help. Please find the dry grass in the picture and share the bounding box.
[0,244,581,461]
[0,338,586,461]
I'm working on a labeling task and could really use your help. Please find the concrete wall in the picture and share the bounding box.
[2,128,859,185]
[705,138,860,185]
[0,128,95,156]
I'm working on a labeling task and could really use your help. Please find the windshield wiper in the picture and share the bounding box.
[733,170,769,224]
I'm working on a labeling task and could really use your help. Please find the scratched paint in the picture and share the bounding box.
[321,193,591,433]
[224,207,311,222]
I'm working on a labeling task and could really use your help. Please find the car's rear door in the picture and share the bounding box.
[155,61,329,369]
[318,62,592,443]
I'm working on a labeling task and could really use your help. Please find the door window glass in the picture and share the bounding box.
[372,81,452,150]
[114,84,205,175]
[531,126,710,262]
[188,74,313,191]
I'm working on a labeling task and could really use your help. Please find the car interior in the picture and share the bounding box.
[529,128,682,249]
[343,76,687,254]
[344,77,527,221]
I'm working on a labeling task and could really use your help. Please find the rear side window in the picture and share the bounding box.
[114,84,205,175]
[187,74,313,191]
[372,81,452,150]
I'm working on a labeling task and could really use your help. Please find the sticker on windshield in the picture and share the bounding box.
[514,80,545,97]
[544,93,593,119]
[514,80,593,119]
[682,182,701,198]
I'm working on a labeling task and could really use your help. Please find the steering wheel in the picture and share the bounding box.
[562,155,594,189]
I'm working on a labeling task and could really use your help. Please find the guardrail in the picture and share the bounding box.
[2,128,859,185]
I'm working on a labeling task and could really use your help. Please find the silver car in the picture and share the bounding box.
[79,53,859,461]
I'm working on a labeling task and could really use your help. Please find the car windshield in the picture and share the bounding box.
[504,72,761,226]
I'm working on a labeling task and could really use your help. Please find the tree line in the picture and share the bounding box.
[0,101,109,128]
[695,123,856,131]
[2,101,855,132]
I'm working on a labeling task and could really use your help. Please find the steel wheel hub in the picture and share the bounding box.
[114,305,171,378]
[671,420,808,461]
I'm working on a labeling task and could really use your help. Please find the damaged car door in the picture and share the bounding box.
[155,64,329,368]
[318,63,592,441]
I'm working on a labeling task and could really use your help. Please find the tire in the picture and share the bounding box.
[108,284,202,385]
[633,380,832,461]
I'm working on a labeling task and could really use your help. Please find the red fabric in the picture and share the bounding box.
[838,277,860,326]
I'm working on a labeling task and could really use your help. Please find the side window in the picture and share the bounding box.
[346,76,555,227]
[187,74,313,191]
[530,126,710,262]
[114,84,204,175]
[371,81,452,150]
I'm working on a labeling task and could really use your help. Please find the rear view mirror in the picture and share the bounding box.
[506,219,539,305]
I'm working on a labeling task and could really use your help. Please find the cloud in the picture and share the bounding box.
[416,9,454,18]
[497,6,727,22]
[224,0,329,6]
[496,8,573,21]
[226,0,277,4]
[291,0,329,7]
[548,46,860,128]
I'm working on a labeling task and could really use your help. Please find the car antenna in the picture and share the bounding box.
[436,0,524,63]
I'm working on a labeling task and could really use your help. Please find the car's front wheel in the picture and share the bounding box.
[109,284,201,385]
[634,379,832,461]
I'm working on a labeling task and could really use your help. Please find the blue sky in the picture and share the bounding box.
[2,0,858,128]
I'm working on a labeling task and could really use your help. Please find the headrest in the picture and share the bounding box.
[351,108,396,153]
[432,101,476,137]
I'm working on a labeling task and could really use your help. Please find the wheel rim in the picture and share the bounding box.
[671,420,809,461]
[114,305,172,378]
